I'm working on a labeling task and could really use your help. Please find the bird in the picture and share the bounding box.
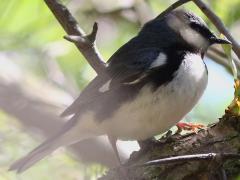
[10,9,231,173]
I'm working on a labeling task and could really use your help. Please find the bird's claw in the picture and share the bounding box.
[117,165,130,180]
[176,122,205,134]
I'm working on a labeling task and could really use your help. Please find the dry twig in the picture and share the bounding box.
[44,0,106,74]
[157,0,191,18]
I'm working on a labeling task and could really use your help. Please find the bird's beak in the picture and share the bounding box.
[210,36,232,45]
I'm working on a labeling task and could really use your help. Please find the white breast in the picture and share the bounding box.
[101,53,208,140]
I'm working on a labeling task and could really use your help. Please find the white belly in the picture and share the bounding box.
[101,53,208,140]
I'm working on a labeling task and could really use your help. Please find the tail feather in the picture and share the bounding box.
[9,138,63,173]
[9,114,99,173]
[9,115,81,173]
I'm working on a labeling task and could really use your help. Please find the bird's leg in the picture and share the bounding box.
[176,122,206,134]
[107,135,129,180]
[107,135,122,165]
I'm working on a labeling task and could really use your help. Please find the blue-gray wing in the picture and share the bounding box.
[61,47,162,118]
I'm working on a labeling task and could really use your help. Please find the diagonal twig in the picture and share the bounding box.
[44,0,106,74]
[157,0,191,18]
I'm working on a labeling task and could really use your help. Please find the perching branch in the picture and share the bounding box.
[101,115,240,180]
[44,0,106,74]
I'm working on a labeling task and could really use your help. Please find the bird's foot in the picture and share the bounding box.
[138,137,159,151]
[176,122,206,134]
[116,164,130,180]
[129,138,160,162]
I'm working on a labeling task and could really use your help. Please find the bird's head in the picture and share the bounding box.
[166,10,231,53]
[140,10,231,55]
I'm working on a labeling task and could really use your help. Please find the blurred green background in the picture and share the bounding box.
[0,0,240,179]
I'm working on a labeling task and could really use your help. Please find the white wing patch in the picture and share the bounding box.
[150,53,167,68]
[123,74,147,85]
[99,80,111,93]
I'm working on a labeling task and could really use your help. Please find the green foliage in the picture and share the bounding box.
[0,0,63,49]
[210,0,240,26]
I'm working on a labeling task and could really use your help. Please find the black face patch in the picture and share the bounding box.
[183,11,214,42]
[189,22,214,40]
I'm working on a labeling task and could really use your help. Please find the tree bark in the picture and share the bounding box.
[100,114,240,180]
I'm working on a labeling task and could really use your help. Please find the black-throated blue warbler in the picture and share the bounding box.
[10,10,231,173]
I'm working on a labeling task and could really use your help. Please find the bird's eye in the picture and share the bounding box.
[189,22,213,38]
[190,22,202,32]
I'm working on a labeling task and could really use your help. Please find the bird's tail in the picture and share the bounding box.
[9,114,100,173]
[9,126,88,173]
[9,135,67,173]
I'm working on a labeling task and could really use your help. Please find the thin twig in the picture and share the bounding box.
[64,22,99,45]
[64,35,86,44]
[207,46,240,74]
[131,153,240,167]
[193,0,240,60]
[44,0,106,74]
[157,0,191,18]
[87,22,98,43]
